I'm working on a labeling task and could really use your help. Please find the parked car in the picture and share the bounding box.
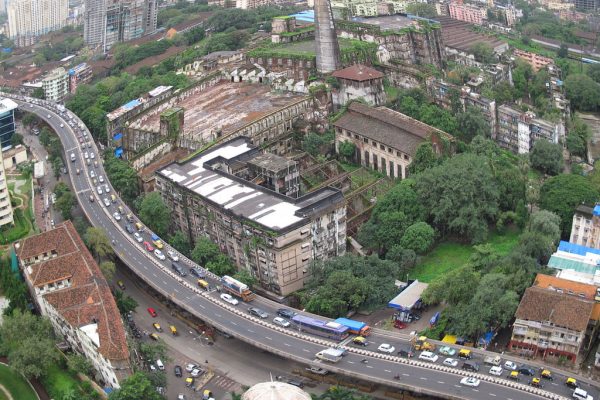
[273,317,290,327]
[220,293,239,305]
[439,346,456,356]
[190,368,204,377]
[174,365,183,378]
[117,280,126,290]
[147,307,157,317]
[489,366,503,376]
[134,232,143,242]
[144,241,154,252]
[125,224,135,234]
[443,358,458,367]
[185,363,198,372]
[418,351,439,363]
[190,267,206,278]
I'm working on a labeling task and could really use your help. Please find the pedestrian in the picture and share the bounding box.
[205,359,208,364]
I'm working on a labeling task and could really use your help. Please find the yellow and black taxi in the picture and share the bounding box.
[153,322,163,332]
[566,377,578,389]
[508,371,520,381]
[353,336,369,346]
[541,369,553,380]
[530,377,542,388]
[149,333,159,340]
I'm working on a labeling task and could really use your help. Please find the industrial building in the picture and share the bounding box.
[7,0,68,47]
[17,221,131,387]
[84,0,158,52]
[156,137,346,297]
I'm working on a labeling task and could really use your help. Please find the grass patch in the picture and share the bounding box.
[0,363,38,400]
[410,228,521,283]
[42,364,79,399]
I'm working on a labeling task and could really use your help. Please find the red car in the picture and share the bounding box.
[143,241,154,252]
[147,307,157,317]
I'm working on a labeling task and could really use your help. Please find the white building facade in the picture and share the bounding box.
[7,0,68,47]
[0,146,13,228]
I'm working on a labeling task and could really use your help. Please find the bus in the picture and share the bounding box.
[334,318,371,337]
[291,315,349,340]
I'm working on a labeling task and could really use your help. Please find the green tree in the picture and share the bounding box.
[191,237,221,266]
[557,43,569,58]
[399,222,435,254]
[139,341,168,364]
[52,157,62,179]
[405,3,437,17]
[338,141,356,161]
[587,63,600,83]
[206,254,236,276]
[109,372,163,400]
[422,265,480,306]
[313,386,373,400]
[408,142,438,174]
[470,42,496,64]
[138,192,170,238]
[567,133,586,157]
[233,269,257,287]
[415,153,500,243]
[55,191,76,220]
[540,174,599,236]
[10,133,23,147]
[169,230,191,258]
[66,354,93,376]
[386,245,417,272]
[0,310,60,380]
[99,261,116,281]
[32,87,45,99]
[456,108,490,142]
[564,74,600,111]
[527,210,561,243]
[104,156,140,205]
[302,132,333,157]
[113,290,138,315]
[530,139,563,175]
[22,113,38,126]
[84,227,114,260]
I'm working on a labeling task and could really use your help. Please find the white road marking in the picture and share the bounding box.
[283,343,291,347]
[265,337,272,340]
[472,389,479,392]
[402,373,410,377]
[366,365,373,369]
[454,385,461,388]
[437,381,445,384]
[420,377,427,380]
[230,321,236,325]
[384,369,391,373]
[489,393,496,397]
[347,361,354,364]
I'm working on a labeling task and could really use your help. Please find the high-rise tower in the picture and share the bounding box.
[314,0,341,74]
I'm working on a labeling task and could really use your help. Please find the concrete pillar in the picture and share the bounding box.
[314,0,341,74]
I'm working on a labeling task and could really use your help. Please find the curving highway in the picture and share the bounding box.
[9,93,597,400]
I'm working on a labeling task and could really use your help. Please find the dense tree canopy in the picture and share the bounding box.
[564,74,600,111]
[138,192,171,238]
[530,139,564,175]
[109,373,163,400]
[456,107,490,143]
[104,156,140,205]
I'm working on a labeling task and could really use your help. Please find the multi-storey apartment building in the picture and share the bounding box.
[42,68,69,102]
[17,221,131,387]
[333,102,451,179]
[513,49,554,72]
[509,274,597,363]
[0,98,17,150]
[7,0,68,47]
[84,0,158,52]
[68,63,93,94]
[448,1,487,25]
[0,146,13,228]
[156,137,346,298]
[570,205,600,250]
[496,105,563,154]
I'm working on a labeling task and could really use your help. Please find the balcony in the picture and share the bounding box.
[513,326,529,336]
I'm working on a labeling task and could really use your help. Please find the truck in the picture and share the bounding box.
[411,335,436,351]
[334,318,371,336]
[484,355,502,366]
[220,275,255,302]
[305,367,329,375]
[315,348,345,363]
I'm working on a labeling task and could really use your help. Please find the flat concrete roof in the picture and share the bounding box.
[158,137,342,232]
[352,15,415,31]
[128,82,306,144]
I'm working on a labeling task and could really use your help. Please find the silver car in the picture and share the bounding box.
[103,197,111,207]
[97,185,103,195]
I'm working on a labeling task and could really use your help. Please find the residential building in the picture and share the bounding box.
[509,284,594,363]
[331,64,386,109]
[513,49,554,72]
[333,102,451,179]
[574,0,600,11]
[448,2,487,25]
[7,0,68,47]
[156,137,346,298]
[0,98,17,150]
[68,63,93,94]
[2,145,27,170]
[549,240,600,280]
[84,0,158,52]
[496,105,563,154]
[570,205,600,250]
[17,221,131,387]
[0,146,13,228]
[42,68,69,102]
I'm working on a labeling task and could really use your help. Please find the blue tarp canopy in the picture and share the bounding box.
[334,318,366,331]
[289,10,314,22]
[112,133,123,141]
[558,240,600,256]
[114,148,123,158]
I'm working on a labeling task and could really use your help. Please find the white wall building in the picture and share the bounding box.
[42,68,69,102]
[0,146,13,228]
[7,0,68,47]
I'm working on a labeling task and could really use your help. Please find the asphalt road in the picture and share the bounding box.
[12,94,594,400]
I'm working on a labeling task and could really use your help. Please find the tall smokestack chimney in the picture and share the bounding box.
[314,0,341,74]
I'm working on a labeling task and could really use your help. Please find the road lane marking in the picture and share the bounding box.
[437,381,444,384]
[265,337,272,340]
[454,385,461,388]
[489,393,496,397]
[366,365,373,368]
[230,321,236,325]
[283,343,291,347]
[384,369,391,373]
[472,389,479,392]
[402,373,410,376]
[247,329,255,333]
[420,377,427,380]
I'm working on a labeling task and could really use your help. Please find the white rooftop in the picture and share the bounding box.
[0,97,18,112]
[80,322,100,347]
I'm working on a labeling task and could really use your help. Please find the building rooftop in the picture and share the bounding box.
[332,64,384,82]
[247,153,296,172]
[0,98,17,113]
[435,16,507,53]
[533,273,597,300]
[351,14,416,31]
[43,67,67,82]
[333,102,449,156]
[242,381,311,400]
[515,286,594,332]
[127,82,306,143]
[158,137,342,232]
[18,221,129,362]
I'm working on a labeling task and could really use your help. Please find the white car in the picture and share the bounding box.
[167,250,179,261]
[103,197,111,207]
[273,317,290,327]
[113,212,121,221]
[504,361,517,371]
[573,388,594,400]
[443,358,458,367]
[104,184,110,193]
[99,175,105,183]
[220,293,239,305]
[134,232,143,243]
[418,351,439,363]
[90,152,95,159]
[84,151,89,159]
[489,366,503,376]
[97,185,103,195]
[154,249,166,260]
[190,368,202,377]
[460,377,480,388]
[60,123,64,128]
[377,343,395,354]
[89,170,95,178]
[185,363,197,372]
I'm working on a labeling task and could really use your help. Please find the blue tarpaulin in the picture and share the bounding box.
[112,133,123,141]
[122,99,141,111]
[114,147,123,158]
[289,10,314,22]
[558,240,600,256]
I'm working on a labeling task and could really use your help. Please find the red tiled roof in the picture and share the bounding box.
[18,221,129,362]
[332,64,384,81]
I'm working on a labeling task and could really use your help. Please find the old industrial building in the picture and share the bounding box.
[17,221,131,388]
[331,64,386,108]
[156,137,346,297]
[333,102,450,179]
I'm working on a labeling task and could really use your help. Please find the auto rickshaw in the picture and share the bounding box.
[149,333,159,340]
[353,336,368,346]
[170,325,178,336]
[202,390,214,400]
[153,322,163,332]
[185,377,194,387]
[541,369,553,381]
[530,378,543,388]
[508,371,520,381]
[566,377,578,389]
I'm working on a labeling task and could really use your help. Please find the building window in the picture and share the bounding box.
[389,161,394,178]
[364,150,369,167]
